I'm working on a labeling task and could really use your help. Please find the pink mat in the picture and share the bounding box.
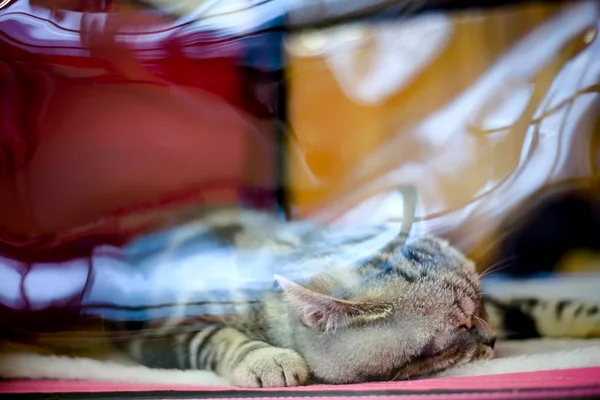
[2,367,600,399]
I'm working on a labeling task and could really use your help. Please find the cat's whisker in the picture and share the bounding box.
[486,256,517,273]
[472,314,492,348]
[388,368,404,382]
[478,264,505,280]
[478,257,517,280]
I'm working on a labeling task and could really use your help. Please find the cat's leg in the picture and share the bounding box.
[484,297,600,339]
[129,326,309,388]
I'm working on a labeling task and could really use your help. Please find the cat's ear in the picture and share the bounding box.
[274,275,392,332]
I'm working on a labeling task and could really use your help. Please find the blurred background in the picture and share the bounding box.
[0,0,599,332]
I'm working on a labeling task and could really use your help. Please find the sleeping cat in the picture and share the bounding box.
[119,219,600,388]
[1,209,599,387]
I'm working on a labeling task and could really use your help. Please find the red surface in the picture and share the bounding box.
[1,367,600,394]
[0,0,277,259]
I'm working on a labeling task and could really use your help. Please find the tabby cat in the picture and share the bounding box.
[121,221,600,388]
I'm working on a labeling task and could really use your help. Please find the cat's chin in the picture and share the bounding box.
[400,344,495,381]
[423,344,494,379]
[308,344,495,385]
[449,345,495,372]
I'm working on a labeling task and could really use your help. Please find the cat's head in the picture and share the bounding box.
[276,235,495,384]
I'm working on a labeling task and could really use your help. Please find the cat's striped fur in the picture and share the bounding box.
[2,210,598,387]
[120,218,600,387]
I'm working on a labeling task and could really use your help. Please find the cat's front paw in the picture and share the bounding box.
[230,347,309,388]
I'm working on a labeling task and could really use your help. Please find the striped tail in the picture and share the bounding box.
[484,297,600,339]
